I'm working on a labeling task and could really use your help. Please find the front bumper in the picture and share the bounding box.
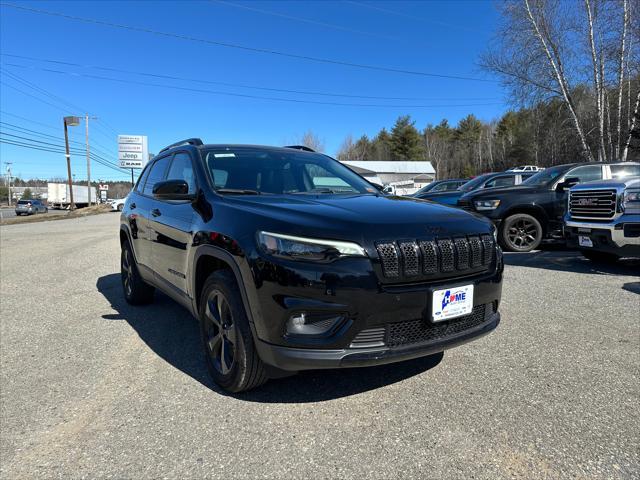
[256,309,499,371]
[565,215,640,256]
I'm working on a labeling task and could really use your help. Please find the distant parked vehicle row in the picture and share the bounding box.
[413,171,535,205]
[506,165,544,173]
[457,162,640,252]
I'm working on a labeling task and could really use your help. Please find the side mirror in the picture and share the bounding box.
[153,179,195,200]
[556,176,580,192]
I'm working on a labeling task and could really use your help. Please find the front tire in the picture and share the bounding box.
[500,213,543,252]
[199,270,268,393]
[117,204,124,212]
[581,250,619,263]
[121,241,155,305]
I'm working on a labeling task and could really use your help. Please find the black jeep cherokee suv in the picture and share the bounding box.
[119,139,503,392]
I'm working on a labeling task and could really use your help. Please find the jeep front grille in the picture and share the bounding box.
[375,234,495,280]
[569,189,617,220]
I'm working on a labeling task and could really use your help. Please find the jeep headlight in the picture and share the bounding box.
[474,199,501,211]
[622,188,640,211]
[257,231,366,262]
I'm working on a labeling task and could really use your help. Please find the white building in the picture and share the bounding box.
[341,161,435,195]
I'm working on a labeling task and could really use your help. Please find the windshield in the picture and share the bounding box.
[459,173,494,192]
[203,148,375,195]
[521,165,567,187]
[17,200,32,204]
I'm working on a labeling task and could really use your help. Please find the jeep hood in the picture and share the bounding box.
[221,193,493,241]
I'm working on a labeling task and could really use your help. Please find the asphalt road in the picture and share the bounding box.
[0,207,69,220]
[1,213,638,479]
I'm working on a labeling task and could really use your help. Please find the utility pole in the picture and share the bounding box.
[85,115,91,206]
[63,116,80,210]
[5,162,12,207]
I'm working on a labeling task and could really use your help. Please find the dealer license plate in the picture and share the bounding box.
[431,284,474,322]
[578,235,593,248]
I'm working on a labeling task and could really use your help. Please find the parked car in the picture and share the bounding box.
[457,162,640,252]
[565,176,640,262]
[412,179,467,196]
[109,197,127,212]
[415,172,534,205]
[506,166,544,173]
[119,139,504,392]
[15,199,47,215]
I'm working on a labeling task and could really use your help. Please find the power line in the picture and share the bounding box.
[211,0,396,40]
[345,1,484,34]
[2,63,502,109]
[1,53,501,101]
[0,2,495,82]
[0,129,125,170]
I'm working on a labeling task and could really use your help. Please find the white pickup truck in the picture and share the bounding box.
[565,176,640,261]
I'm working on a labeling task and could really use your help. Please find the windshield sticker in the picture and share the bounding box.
[214,153,236,158]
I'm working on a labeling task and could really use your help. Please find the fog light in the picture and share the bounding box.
[285,312,345,337]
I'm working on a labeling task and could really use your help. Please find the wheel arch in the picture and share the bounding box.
[192,246,261,334]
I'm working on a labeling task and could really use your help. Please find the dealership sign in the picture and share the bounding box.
[118,135,148,169]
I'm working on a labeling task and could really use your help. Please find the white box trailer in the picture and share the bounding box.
[47,183,97,209]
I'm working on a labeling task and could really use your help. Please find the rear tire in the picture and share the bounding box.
[121,241,155,305]
[581,250,619,263]
[199,270,268,393]
[500,213,543,252]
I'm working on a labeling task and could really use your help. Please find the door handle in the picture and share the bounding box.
[151,208,162,217]
[130,203,136,209]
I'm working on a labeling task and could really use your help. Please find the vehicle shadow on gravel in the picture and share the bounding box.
[96,273,443,402]
[504,246,640,277]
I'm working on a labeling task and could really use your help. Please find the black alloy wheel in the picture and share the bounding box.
[501,213,543,252]
[120,241,155,304]
[203,289,236,376]
[198,270,268,392]
[121,247,134,298]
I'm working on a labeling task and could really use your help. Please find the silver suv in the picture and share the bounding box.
[15,199,47,216]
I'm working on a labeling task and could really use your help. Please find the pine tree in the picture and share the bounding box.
[390,116,425,160]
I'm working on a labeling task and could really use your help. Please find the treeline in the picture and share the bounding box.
[337,81,639,179]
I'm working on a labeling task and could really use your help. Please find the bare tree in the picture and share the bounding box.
[297,130,325,153]
[622,89,640,161]
[482,0,638,162]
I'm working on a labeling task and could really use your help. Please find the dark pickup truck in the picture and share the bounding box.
[457,162,640,252]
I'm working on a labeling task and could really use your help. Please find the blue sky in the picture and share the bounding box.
[0,0,504,181]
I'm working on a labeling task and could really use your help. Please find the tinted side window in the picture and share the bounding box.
[566,165,603,183]
[135,163,152,193]
[485,175,515,188]
[166,152,196,194]
[143,156,171,195]
[611,164,640,179]
[431,182,449,192]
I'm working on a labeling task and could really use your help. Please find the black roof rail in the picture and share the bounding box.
[159,138,203,154]
[283,145,315,152]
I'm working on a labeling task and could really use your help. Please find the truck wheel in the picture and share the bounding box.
[581,250,619,263]
[500,213,543,252]
[121,241,155,305]
[199,270,268,393]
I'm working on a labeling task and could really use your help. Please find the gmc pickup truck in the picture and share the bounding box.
[565,177,640,262]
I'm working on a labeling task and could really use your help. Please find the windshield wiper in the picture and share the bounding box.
[293,188,339,194]
[215,188,261,195]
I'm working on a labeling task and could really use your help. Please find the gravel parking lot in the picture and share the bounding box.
[1,213,638,479]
